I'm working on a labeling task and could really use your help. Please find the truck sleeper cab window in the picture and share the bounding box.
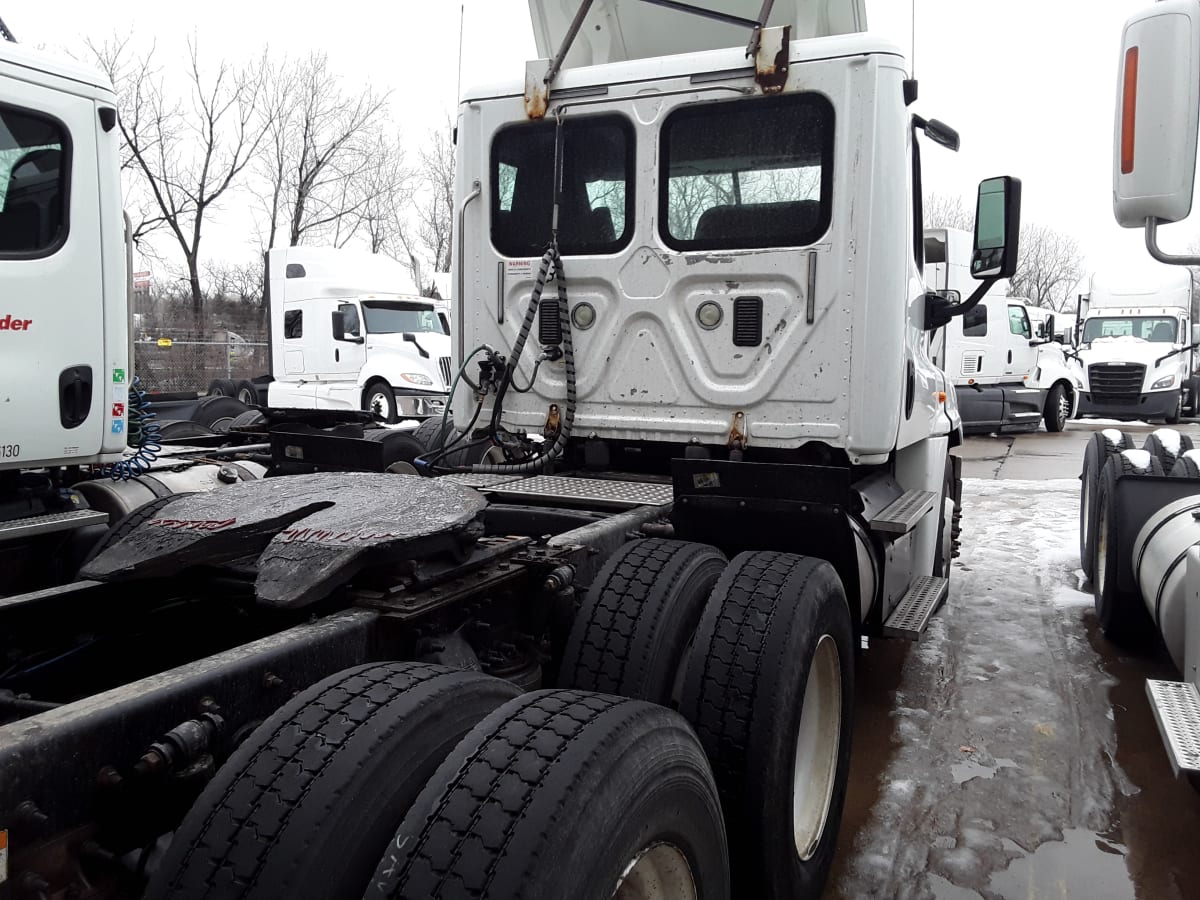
[0,104,69,257]
[491,114,634,258]
[284,309,303,339]
[660,92,834,251]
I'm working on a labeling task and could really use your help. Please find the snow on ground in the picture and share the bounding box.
[834,476,1136,899]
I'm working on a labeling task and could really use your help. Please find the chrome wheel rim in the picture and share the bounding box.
[793,634,842,861]
[612,842,698,900]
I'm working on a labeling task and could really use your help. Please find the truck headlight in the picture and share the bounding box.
[400,373,434,386]
[1152,374,1177,390]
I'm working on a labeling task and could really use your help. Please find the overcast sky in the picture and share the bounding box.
[5,0,1184,285]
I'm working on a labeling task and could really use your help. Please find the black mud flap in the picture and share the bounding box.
[79,474,487,608]
[670,459,858,600]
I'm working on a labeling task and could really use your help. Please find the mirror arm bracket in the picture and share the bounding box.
[1146,218,1200,267]
[925,278,999,331]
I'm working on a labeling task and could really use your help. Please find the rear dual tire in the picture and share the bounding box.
[1080,431,1135,582]
[145,663,520,900]
[680,551,854,899]
[1093,453,1162,647]
[368,691,729,900]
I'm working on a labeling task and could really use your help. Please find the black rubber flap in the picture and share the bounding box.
[80,473,487,608]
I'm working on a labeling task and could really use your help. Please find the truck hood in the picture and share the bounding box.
[366,331,451,360]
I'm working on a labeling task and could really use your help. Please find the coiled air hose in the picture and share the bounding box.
[471,242,576,474]
[102,376,162,480]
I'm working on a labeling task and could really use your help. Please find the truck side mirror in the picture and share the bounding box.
[971,176,1022,280]
[331,311,363,343]
[1192,323,1200,345]
[1114,1,1200,230]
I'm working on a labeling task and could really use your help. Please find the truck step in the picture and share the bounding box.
[1146,679,1200,775]
[484,474,674,509]
[871,490,937,535]
[0,509,109,541]
[882,575,949,639]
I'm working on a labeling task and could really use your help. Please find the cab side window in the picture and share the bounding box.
[962,305,987,337]
[0,104,69,256]
[1007,306,1030,339]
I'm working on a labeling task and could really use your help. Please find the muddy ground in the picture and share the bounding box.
[826,421,1200,900]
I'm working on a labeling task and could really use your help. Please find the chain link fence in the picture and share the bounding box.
[132,338,269,393]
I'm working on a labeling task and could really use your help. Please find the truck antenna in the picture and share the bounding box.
[911,0,916,77]
[0,16,17,42]
[455,4,464,107]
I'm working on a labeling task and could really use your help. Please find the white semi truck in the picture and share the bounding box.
[926,227,1080,433]
[1074,265,1199,423]
[263,246,452,421]
[0,3,1023,899]
[1080,0,1200,786]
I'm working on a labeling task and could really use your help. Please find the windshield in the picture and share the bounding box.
[1082,315,1177,344]
[361,301,447,335]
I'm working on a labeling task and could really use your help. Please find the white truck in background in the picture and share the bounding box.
[926,227,1080,433]
[264,246,452,421]
[1074,265,1199,424]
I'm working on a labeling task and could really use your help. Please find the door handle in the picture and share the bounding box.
[58,365,93,429]
[1007,350,1013,364]
[335,348,340,363]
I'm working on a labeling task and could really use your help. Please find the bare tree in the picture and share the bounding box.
[257,53,392,249]
[88,36,273,322]
[1007,222,1084,311]
[924,191,973,230]
[396,119,455,294]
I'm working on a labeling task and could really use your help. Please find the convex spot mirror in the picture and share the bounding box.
[1114,0,1200,228]
[936,289,960,303]
[971,176,1022,280]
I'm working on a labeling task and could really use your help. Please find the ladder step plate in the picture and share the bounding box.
[484,475,673,509]
[871,490,937,535]
[882,575,948,639]
[0,509,109,541]
[1146,679,1200,774]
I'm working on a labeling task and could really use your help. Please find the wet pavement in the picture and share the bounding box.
[827,420,1200,899]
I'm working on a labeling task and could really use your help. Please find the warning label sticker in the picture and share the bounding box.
[1,829,8,885]
[506,259,534,279]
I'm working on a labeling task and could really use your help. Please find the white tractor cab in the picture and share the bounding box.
[1073,265,1199,424]
[447,1,1020,891]
[0,41,129,478]
[1080,0,1200,784]
[926,227,1081,433]
[265,246,452,422]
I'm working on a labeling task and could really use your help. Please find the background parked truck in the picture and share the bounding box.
[926,227,1080,433]
[262,246,452,421]
[1074,265,1199,423]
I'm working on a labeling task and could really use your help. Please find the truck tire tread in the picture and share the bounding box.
[559,538,726,703]
[146,662,518,900]
[367,690,728,900]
